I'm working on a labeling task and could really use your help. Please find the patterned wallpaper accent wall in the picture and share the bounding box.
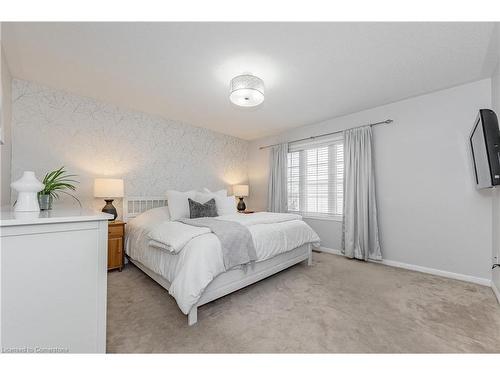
[11,79,249,214]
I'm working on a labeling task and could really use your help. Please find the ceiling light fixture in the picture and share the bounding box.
[229,74,265,107]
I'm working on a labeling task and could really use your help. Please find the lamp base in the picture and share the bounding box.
[102,199,117,221]
[237,197,246,212]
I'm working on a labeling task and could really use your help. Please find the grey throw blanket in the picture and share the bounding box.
[178,217,257,270]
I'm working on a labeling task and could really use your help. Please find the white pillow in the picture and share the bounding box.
[166,190,197,221]
[217,195,237,215]
[195,192,237,216]
[203,188,228,196]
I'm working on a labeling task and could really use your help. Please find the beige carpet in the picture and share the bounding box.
[107,252,500,353]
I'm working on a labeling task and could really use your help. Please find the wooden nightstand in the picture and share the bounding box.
[108,220,125,271]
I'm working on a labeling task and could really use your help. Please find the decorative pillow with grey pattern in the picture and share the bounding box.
[188,198,218,218]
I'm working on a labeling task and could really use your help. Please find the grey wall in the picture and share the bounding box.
[0,25,12,207]
[248,79,493,281]
[301,217,343,250]
[11,79,249,217]
[490,25,500,296]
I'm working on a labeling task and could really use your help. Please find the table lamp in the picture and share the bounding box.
[94,178,124,221]
[233,184,249,212]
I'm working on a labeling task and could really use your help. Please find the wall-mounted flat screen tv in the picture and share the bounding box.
[470,109,500,189]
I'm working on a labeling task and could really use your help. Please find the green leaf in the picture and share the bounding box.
[40,166,80,204]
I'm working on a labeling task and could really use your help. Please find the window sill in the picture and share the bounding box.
[290,213,343,222]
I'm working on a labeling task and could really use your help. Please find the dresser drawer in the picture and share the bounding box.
[108,224,124,237]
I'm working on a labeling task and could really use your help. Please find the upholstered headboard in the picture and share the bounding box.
[123,196,167,222]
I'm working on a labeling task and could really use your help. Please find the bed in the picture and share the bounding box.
[123,196,320,325]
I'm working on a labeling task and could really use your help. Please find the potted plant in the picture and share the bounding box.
[38,166,81,210]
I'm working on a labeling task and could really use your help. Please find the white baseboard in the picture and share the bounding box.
[314,246,343,256]
[378,258,491,287]
[492,281,500,304]
[315,246,491,287]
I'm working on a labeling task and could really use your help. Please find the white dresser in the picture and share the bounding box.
[0,209,112,353]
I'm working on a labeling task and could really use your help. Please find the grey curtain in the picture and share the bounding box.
[342,126,382,261]
[267,143,288,213]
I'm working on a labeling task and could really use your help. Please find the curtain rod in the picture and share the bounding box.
[259,119,393,150]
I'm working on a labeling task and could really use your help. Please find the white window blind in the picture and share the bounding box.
[287,135,344,218]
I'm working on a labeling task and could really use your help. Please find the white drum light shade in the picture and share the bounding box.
[229,74,265,107]
[233,184,249,197]
[94,178,124,198]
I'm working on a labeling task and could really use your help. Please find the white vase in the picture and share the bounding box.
[11,171,45,212]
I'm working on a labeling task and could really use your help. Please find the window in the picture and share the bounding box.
[287,136,344,219]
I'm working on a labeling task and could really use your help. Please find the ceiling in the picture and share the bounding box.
[2,22,498,140]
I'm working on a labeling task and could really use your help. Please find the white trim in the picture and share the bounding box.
[315,246,342,255]
[492,281,500,304]
[302,215,343,222]
[315,246,491,287]
[377,259,491,287]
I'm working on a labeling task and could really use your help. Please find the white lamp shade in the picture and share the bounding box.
[94,178,124,198]
[233,184,249,197]
[229,74,265,107]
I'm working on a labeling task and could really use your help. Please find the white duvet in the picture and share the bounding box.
[125,208,320,314]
